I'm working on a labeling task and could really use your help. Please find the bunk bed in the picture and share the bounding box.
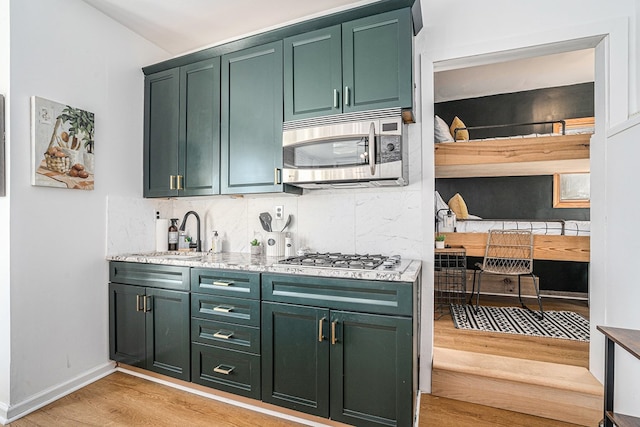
[435,118,593,263]
[435,118,593,178]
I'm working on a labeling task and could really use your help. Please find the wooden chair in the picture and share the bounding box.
[471,229,544,319]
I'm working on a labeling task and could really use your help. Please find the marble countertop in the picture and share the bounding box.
[107,251,422,283]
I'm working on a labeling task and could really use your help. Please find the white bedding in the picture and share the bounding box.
[454,219,590,236]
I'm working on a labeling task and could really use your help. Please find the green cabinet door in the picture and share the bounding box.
[178,58,220,196]
[342,8,413,113]
[109,283,146,367]
[330,311,413,427]
[284,25,342,121]
[221,41,284,194]
[145,288,191,381]
[144,68,180,197]
[262,302,330,417]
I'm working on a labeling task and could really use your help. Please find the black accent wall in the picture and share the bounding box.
[435,82,594,140]
[436,176,589,221]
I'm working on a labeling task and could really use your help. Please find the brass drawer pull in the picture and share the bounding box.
[318,317,326,342]
[169,175,176,190]
[213,280,233,287]
[213,305,234,313]
[143,295,151,312]
[136,295,142,312]
[176,175,184,190]
[213,330,234,340]
[213,364,235,375]
[331,320,338,345]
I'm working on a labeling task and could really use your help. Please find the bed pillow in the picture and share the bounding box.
[448,193,469,219]
[434,115,454,142]
[450,116,469,141]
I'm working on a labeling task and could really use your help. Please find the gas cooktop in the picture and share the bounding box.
[275,252,404,271]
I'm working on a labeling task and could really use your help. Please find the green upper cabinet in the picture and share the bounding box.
[284,26,342,121]
[342,8,412,114]
[144,68,180,197]
[284,8,413,122]
[144,58,220,197]
[220,41,284,194]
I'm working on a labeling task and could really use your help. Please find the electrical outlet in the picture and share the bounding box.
[275,205,284,220]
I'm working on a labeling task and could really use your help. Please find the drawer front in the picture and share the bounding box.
[262,273,413,316]
[191,343,260,399]
[191,318,260,354]
[191,268,260,299]
[109,261,190,291]
[191,294,260,326]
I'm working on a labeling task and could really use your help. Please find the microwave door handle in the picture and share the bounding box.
[368,122,376,175]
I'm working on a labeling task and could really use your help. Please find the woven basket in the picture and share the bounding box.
[44,153,71,173]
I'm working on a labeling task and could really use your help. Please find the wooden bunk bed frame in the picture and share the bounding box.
[435,118,593,263]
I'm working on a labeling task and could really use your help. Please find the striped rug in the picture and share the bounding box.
[451,304,590,342]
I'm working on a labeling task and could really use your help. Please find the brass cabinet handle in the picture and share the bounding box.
[177,175,183,190]
[318,317,326,342]
[143,295,151,312]
[169,175,176,190]
[344,86,350,106]
[331,320,338,345]
[136,295,142,312]
[213,280,233,287]
[274,168,282,185]
[213,364,235,375]
[213,305,234,313]
[333,89,339,108]
[213,330,234,340]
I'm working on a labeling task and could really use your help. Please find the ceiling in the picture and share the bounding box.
[82,0,594,102]
[82,0,379,56]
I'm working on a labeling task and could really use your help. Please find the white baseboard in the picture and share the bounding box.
[2,361,116,424]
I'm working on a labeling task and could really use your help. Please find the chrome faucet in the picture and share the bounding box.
[179,211,202,252]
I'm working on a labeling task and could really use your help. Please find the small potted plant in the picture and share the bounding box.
[435,234,446,249]
[250,238,262,255]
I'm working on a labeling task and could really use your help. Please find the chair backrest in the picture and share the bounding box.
[481,229,534,275]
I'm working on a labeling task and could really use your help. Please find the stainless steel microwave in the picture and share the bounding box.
[282,116,407,189]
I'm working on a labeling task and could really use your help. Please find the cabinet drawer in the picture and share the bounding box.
[191,318,260,354]
[191,294,260,326]
[262,273,413,316]
[109,262,190,291]
[191,268,260,299]
[191,343,260,399]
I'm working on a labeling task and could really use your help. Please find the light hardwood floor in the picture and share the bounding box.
[8,295,591,426]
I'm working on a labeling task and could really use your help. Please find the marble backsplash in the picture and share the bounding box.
[107,186,424,260]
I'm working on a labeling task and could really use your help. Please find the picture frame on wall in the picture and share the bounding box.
[30,96,95,190]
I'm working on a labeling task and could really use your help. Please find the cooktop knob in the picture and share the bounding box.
[386,143,395,151]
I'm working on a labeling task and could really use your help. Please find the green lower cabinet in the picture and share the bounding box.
[261,302,330,417]
[330,311,413,427]
[262,302,412,426]
[108,283,190,381]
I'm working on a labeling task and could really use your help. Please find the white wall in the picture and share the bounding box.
[0,0,10,414]
[5,0,167,420]
[420,0,640,417]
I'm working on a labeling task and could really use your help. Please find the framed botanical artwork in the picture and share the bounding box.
[30,96,94,190]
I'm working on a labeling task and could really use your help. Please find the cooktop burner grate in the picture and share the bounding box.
[276,253,396,270]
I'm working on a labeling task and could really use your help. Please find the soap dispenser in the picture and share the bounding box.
[168,218,179,250]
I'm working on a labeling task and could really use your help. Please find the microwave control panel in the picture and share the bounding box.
[379,135,402,163]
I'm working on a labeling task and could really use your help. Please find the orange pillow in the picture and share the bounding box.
[448,193,469,219]
[450,116,469,141]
